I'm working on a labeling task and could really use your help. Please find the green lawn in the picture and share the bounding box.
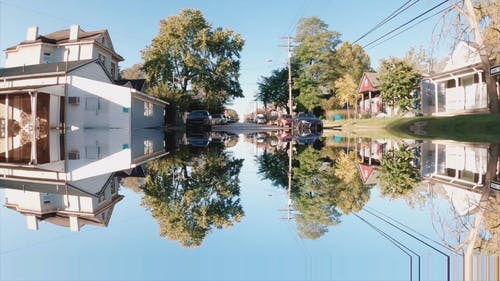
[325,114,500,143]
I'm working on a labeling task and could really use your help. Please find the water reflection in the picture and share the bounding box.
[249,131,500,280]
[141,141,244,248]
[2,122,500,279]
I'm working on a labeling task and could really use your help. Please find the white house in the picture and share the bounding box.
[421,42,489,115]
[5,25,123,80]
[0,26,169,231]
[0,59,168,177]
[2,171,124,232]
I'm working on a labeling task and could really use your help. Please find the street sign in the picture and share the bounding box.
[491,180,500,192]
[491,65,500,77]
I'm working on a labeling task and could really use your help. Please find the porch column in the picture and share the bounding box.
[361,94,365,115]
[4,94,9,161]
[29,91,37,165]
[368,91,372,115]
[433,81,438,114]
[434,143,439,175]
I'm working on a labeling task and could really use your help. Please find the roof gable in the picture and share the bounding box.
[358,72,380,93]
[442,41,481,72]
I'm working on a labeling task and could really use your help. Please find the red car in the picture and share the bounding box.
[277,114,293,127]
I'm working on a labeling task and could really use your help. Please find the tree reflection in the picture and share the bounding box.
[292,146,340,239]
[379,144,421,199]
[254,137,373,239]
[333,151,371,214]
[256,148,289,189]
[142,145,244,248]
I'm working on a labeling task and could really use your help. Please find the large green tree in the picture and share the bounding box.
[293,17,341,112]
[141,145,244,248]
[141,9,244,112]
[379,57,421,115]
[336,42,371,83]
[257,66,299,112]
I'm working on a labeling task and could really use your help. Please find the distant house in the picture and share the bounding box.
[5,25,123,80]
[357,72,385,116]
[420,42,489,115]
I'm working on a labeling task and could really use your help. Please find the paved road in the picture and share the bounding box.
[212,122,286,134]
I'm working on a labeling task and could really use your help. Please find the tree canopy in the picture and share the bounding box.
[141,9,244,112]
[293,17,341,112]
[379,57,421,114]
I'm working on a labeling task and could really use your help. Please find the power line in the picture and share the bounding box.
[352,0,420,44]
[360,207,451,281]
[366,4,453,50]
[363,0,450,49]
[354,212,420,281]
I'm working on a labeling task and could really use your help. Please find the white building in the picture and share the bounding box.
[421,42,489,115]
[0,25,169,231]
[5,25,123,80]
[0,59,167,175]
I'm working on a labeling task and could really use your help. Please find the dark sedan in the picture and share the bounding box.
[186,110,212,130]
[292,113,323,131]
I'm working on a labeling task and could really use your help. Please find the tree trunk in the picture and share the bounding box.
[482,56,500,114]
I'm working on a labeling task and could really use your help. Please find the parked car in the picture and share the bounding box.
[255,114,267,124]
[277,114,293,127]
[186,110,212,130]
[292,112,323,131]
[210,114,227,125]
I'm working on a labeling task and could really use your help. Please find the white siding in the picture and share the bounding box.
[5,45,43,67]
[65,129,132,181]
[131,98,165,129]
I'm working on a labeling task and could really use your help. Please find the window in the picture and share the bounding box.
[144,140,153,155]
[446,79,456,88]
[144,102,153,117]
[98,53,106,65]
[43,52,51,64]
[85,97,107,113]
[111,179,117,194]
[85,146,101,159]
[110,62,116,78]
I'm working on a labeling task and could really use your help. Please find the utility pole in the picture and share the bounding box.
[287,35,293,117]
[280,35,295,116]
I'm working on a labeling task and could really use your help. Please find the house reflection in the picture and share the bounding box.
[1,128,167,232]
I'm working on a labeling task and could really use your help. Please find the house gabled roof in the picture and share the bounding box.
[6,27,124,61]
[0,59,96,77]
[358,72,380,93]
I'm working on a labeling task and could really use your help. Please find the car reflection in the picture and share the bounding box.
[186,129,238,148]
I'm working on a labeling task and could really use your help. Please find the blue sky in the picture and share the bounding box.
[0,0,447,115]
